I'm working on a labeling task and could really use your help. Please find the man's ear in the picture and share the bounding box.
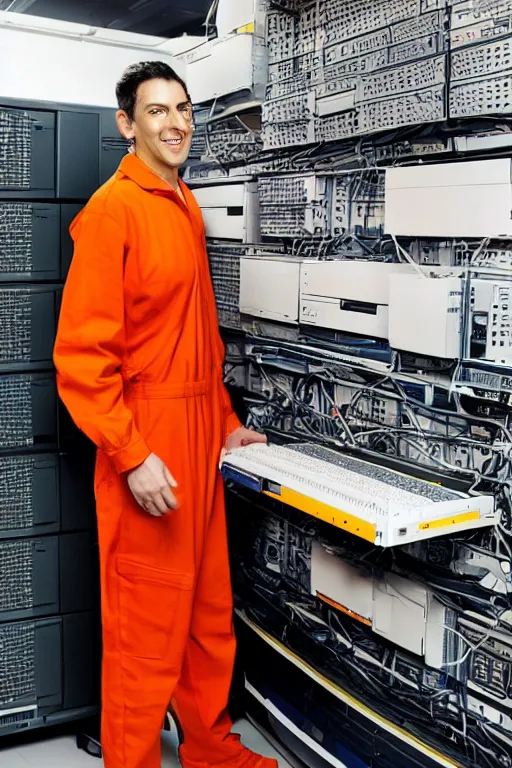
[116,110,135,140]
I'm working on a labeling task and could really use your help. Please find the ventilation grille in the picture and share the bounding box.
[0,622,36,707]
[0,110,32,189]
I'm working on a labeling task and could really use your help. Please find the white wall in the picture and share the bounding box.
[0,11,187,108]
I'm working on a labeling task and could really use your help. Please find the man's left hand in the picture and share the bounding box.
[225,426,267,453]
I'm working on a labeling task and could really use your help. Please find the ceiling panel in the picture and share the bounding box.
[0,0,212,37]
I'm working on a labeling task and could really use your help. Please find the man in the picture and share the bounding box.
[54,61,274,768]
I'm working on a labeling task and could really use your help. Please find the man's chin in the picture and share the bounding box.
[161,148,191,169]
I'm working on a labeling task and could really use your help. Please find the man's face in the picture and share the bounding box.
[118,78,193,171]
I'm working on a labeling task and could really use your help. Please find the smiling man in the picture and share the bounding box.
[53,62,271,768]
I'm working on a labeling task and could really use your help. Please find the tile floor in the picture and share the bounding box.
[0,718,291,767]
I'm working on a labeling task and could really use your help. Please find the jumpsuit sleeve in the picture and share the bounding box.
[54,211,151,474]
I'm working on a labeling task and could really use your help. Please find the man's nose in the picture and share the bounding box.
[166,107,188,131]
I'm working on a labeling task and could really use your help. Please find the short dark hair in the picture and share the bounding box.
[116,61,191,120]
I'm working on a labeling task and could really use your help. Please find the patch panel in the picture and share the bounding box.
[358,85,446,133]
[297,1,319,55]
[265,75,311,99]
[262,120,315,150]
[388,33,445,65]
[326,29,393,64]
[188,105,211,162]
[332,171,384,238]
[259,174,331,238]
[319,0,420,43]
[450,1,512,44]
[450,73,512,117]
[448,1,512,117]
[314,111,357,142]
[356,57,446,103]
[209,265,241,328]
[262,93,312,123]
[207,242,246,328]
[266,10,299,64]
[314,75,356,103]
[391,9,446,43]
[450,23,512,53]
[451,19,512,51]
[451,38,512,82]
[322,47,388,75]
[259,175,313,205]
[267,51,319,83]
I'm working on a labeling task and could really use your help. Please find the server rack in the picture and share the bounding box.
[0,97,128,737]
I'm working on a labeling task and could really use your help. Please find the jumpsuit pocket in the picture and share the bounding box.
[116,557,193,661]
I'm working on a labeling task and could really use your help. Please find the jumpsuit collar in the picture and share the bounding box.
[119,153,188,200]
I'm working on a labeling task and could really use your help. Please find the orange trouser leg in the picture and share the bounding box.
[173,479,239,767]
[95,450,196,768]
[175,481,277,768]
[99,541,195,768]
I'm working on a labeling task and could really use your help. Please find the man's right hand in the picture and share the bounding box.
[126,453,179,517]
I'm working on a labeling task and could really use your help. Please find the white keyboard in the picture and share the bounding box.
[221,443,497,547]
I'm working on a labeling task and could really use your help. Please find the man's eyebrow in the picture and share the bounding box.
[144,101,192,110]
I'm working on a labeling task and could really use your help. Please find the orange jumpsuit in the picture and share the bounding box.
[54,154,270,768]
